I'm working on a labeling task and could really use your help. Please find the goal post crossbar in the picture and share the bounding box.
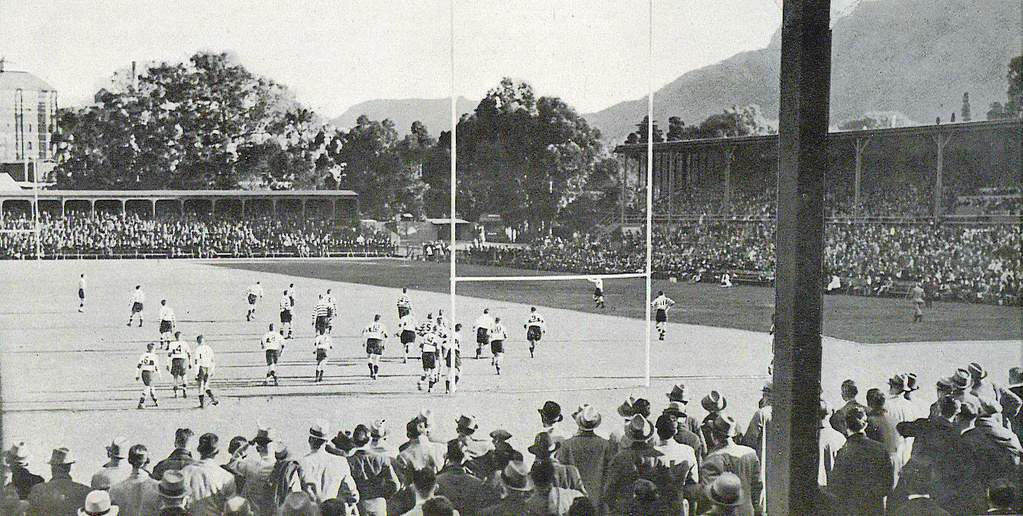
[453,272,648,283]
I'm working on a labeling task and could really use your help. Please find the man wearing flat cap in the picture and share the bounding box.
[829,407,893,516]
[699,415,762,516]
[557,404,611,511]
[226,425,277,516]
[26,447,90,516]
[92,438,132,490]
[179,433,236,516]
[5,442,43,500]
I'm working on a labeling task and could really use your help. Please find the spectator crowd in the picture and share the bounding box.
[464,221,1021,306]
[0,213,394,259]
[3,363,1021,515]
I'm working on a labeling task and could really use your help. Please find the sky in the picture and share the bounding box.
[0,0,862,117]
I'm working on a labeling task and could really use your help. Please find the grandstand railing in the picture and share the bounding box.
[611,213,1021,225]
[0,248,398,260]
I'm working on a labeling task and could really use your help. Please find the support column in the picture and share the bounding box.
[271,199,277,218]
[769,1,831,515]
[853,136,871,219]
[933,133,952,217]
[668,152,675,225]
[150,200,156,219]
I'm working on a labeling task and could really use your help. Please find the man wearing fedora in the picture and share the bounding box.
[297,420,359,509]
[93,438,132,490]
[26,447,90,516]
[435,440,496,516]
[703,472,744,516]
[608,398,651,457]
[557,404,611,512]
[602,414,671,513]
[449,415,492,475]
[968,362,1022,428]
[347,424,400,516]
[527,433,586,496]
[5,442,43,500]
[539,401,570,446]
[699,415,762,516]
[829,407,893,516]
[666,384,702,446]
[179,433,236,516]
[477,460,535,516]
[79,489,119,516]
[109,445,161,516]
[226,426,277,516]
[155,470,189,516]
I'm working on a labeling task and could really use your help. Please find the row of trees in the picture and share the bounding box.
[52,53,616,232]
[623,104,777,145]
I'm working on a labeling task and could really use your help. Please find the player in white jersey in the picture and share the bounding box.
[127,285,145,327]
[261,323,285,386]
[135,342,161,409]
[362,314,387,380]
[442,323,463,394]
[587,277,605,309]
[523,307,546,358]
[398,311,417,363]
[77,273,86,312]
[158,299,176,348]
[312,294,331,335]
[313,332,333,383]
[490,317,508,375]
[245,281,264,321]
[193,335,218,408]
[651,290,675,341]
[472,308,494,360]
[396,288,412,318]
[167,332,192,397]
[417,317,440,391]
[324,288,338,332]
[279,289,294,338]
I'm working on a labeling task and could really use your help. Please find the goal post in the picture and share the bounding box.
[446,0,656,389]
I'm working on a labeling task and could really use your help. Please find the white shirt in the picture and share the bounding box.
[159,306,175,323]
[652,295,675,311]
[130,289,146,304]
[247,284,264,298]
[168,340,191,360]
[473,314,494,334]
[137,352,160,373]
[78,276,86,290]
[420,332,439,353]
[314,334,333,351]
[396,293,411,308]
[490,323,507,341]
[525,312,546,330]
[280,294,293,311]
[399,314,417,332]
[588,277,603,290]
[262,331,283,351]
[194,344,215,374]
[363,321,387,340]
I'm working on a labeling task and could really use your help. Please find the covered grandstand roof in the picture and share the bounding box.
[0,70,55,91]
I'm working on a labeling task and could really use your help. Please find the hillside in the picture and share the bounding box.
[585,0,1021,143]
[331,97,476,135]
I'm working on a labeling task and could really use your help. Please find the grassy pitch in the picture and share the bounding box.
[1,257,1019,478]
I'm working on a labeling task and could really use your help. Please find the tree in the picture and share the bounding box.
[666,117,686,141]
[626,116,664,143]
[54,52,325,190]
[1006,55,1022,118]
[986,102,1005,121]
[961,92,971,122]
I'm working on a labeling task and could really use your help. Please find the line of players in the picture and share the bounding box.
[127,279,677,408]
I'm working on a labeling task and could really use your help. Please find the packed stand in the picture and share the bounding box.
[0,213,395,259]
[3,364,1020,515]
[463,221,1022,306]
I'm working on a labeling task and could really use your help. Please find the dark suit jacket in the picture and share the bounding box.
[831,400,867,436]
[151,448,194,480]
[829,433,892,516]
[895,416,983,514]
[888,496,950,516]
[9,466,43,500]
[25,474,90,516]
[435,464,499,516]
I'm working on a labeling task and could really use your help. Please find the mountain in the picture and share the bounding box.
[331,97,477,135]
[585,0,1021,143]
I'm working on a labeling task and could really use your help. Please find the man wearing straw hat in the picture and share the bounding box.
[78,489,119,516]
[477,460,535,516]
[557,404,611,511]
[699,415,762,516]
[26,447,90,516]
[5,441,43,499]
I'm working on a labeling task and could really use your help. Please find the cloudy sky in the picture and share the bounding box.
[0,0,861,117]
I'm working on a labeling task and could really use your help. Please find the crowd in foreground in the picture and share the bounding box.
[0,213,394,259]
[464,221,1022,306]
[3,363,1020,516]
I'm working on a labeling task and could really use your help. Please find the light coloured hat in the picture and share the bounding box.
[78,490,118,516]
[279,492,318,516]
[573,404,602,430]
[158,471,188,499]
[7,442,29,466]
[309,419,331,440]
[370,419,388,439]
[625,414,655,441]
[500,460,534,492]
[706,472,743,507]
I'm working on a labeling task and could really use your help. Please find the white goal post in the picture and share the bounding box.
[446,1,656,389]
